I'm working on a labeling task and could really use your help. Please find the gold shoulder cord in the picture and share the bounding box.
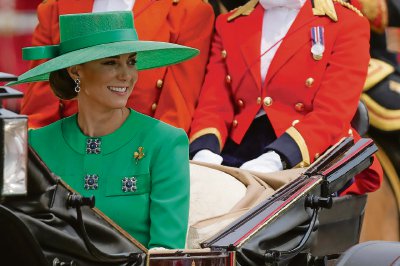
[227,0,258,21]
[313,0,363,21]
[333,0,363,17]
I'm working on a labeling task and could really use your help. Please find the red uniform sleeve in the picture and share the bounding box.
[154,1,214,133]
[20,0,62,128]
[189,14,234,148]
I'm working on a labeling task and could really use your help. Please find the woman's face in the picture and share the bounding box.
[71,53,138,110]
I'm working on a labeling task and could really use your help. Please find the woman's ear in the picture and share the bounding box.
[67,65,80,80]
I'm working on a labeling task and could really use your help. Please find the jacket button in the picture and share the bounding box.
[237,99,244,107]
[292,119,300,126]
[257,97,262,105]
[314,153,320,160]
[263,97,273,107]
[156,79,163,89]
[172,0,179,4]
[295,102,305,112]
[151,103,157,112]
[348,129,353,136]
[232,119,238,127]
[221,49,227,59]
[226,75,232,84]
[305,77,314,87]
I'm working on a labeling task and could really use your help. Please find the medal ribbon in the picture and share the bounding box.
[311,26,324,48]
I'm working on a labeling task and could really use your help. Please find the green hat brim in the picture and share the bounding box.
[8,41,198,86]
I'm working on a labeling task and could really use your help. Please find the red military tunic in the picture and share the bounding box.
[21,0,214,132]
[189,1,382,195]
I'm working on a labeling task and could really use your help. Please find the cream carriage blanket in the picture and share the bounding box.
[187,161,306,248]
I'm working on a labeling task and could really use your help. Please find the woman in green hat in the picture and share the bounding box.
[10,11,199,249]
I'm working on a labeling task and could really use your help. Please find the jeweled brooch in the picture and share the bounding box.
[133,147,145,164]
[86,138,101,154]
[84,174,99,190]
[122,177,137,192]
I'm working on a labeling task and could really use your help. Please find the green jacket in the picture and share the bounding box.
[28,109,190,249]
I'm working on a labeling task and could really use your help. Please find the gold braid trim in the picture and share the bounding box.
[189,127,223,151]
[361,94,400,131]
[333,0,363,17]
[286,127,311,167]
[364,58,394,91]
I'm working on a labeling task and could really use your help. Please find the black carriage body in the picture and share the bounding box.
[0,135,377,266]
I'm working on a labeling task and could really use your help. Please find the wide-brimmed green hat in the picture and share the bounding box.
[9,11,199,85]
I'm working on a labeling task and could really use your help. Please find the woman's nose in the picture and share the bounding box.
[118,65,133,80]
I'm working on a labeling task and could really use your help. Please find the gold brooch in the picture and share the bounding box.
[133,147,145,164]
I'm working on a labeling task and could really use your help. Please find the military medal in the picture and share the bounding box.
[311,26,325,61]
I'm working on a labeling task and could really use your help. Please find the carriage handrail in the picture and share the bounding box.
[201,138,378,249]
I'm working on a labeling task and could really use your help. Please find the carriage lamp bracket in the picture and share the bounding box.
[66,192,142,264]
[304,194,333,210]
[263,195,328,264]
[264,208,319,264]
[66,193,96,209]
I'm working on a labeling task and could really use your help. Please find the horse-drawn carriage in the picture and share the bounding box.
[0,73,398,266]
[0,72,380,266]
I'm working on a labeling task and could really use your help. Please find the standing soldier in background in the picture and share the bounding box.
[20,0,214,132]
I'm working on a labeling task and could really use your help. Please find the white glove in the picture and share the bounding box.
[240,151,283,173]
[192,149,223,165]
[149,247,167,251]
[148,247,167,253]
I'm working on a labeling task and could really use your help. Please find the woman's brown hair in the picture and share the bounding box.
[49,68,77,100]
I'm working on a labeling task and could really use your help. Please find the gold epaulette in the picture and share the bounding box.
[364,58,394,91]
[313,0,363,21]
[358,0,388,33]
[361,59,400,131]
[227,0,258,22]
[313,0,338,21]
[333,0,364,17]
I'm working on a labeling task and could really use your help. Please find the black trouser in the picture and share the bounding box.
[222,115,276,168]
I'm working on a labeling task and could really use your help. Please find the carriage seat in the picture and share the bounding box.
[334,241,400,266]
[187,162,302,248]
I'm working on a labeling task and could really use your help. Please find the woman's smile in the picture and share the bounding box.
[108,86,129,94]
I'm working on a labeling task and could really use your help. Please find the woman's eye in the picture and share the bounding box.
[128,59,137,65]
[103,60,116,65]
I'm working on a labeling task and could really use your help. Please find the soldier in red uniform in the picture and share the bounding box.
[20,0,214,132]
[190,0,382,195]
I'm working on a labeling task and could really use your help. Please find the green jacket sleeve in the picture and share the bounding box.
[148,129,190,249]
